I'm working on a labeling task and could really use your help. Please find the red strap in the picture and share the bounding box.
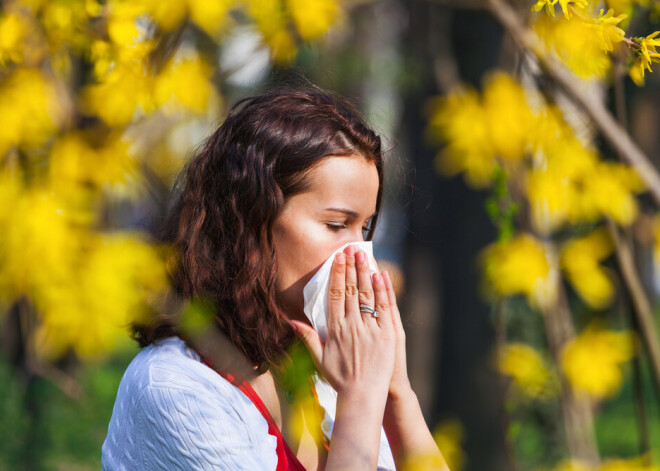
[198,355,307,471]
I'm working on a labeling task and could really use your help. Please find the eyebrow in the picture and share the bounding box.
[324,208,378,220]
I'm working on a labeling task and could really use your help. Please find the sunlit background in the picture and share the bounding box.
[2,0,660,469]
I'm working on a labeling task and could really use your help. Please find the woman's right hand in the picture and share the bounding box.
[290,245,396,396]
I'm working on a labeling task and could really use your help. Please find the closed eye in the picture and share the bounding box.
[325,223,371,232]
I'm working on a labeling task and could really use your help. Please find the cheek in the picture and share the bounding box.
[274,222,337,291]
[280,234,324,285]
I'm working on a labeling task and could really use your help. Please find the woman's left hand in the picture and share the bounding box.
[381,270,412,399]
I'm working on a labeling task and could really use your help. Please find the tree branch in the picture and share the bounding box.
[486,0,660,205]
[607,220,660,410]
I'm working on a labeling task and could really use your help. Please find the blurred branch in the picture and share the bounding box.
[494,299,521,471]
[540,284,600,465]
[610,67,651,460]
[29,360,84,400]
[148,23,187,74]
[425,0,487,10]
[486,0,660,206]
[631,324,652,458]
[607,220,660,411]
[17,297,84,400]
[430,6,461,93]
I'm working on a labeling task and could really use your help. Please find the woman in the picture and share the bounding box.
[101,88,445,470]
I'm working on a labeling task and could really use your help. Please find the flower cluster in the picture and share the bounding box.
[427,72,644,237]
[560,322,636,399]
[531,0,660,84]
[0,0,343,360]
[497,343,557,399]
[553,456,660,471]
[429,71,645,312]
[481,234,558,309]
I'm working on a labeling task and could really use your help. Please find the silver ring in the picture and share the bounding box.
[359,303,379,318]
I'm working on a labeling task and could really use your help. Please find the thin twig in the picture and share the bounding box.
[540,284,600,465]
[424,0,487,10]
[631,328,651,458]
[486,0,660,205]
[610,65,651,459]
[606,219,660,416]
[494,299,521,471]
[28,360,84,400]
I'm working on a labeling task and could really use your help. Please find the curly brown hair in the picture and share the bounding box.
[131,87,384,372]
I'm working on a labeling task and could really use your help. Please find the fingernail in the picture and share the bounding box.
[373,273,381,283]
[355,251,364,263]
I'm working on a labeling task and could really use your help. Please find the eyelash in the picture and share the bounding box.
[326,223,372,233]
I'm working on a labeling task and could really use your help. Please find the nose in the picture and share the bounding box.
[351,225,365,243]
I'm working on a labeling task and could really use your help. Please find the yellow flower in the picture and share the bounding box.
[497,343,556,399]
[629,56,647,85]
[528,124,643,233]
[638,31,660,67]
[550,456,659,471]
[599,456,659,471]
[426,88,495,188]
[560,228,615,309]
[0,7,47,66]
[532,0,559,17]
[106,1,147,46]
[0,184,86,302]
[287,393,324,447]
[481,234,558,309]
[652,215,660,264]
[34,232,170,360]
[590,9,627,52]
[431,419,465,471]
[49,132,139,189]
[580,162,643,225]
[606,0,640,15]
[529,104,573,156]
[41,0,91,52]
[154,55,217,114]
[137,0,188,32]
[561,323,635,399]
[428,72,539,187]
[482,72,534,163]
[187,0,233,37]
[551,459,593,471]
[246,0,298,64]
[527,136,599,233]
[534,14,612,78]
[287,0,340,40]
[631,31,660,83]
[0,68,62,155]
[81,64,155,126]
[558,0,589,18]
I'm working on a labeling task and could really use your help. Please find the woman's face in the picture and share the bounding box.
[272,155,380,322]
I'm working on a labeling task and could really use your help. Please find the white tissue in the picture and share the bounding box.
[302,241,379,341]
[301,240,396,470]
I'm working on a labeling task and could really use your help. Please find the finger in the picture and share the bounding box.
[328,252,346,328]
[372,271,392,327]
[383,270,402,329]
[356,250,375,319]
[290,320,323,367]
[343,246,360,320]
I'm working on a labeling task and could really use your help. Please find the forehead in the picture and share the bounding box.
[302,156,379,214]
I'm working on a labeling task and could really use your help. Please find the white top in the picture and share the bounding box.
[101,336,278,470]
[101,336,396,470]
